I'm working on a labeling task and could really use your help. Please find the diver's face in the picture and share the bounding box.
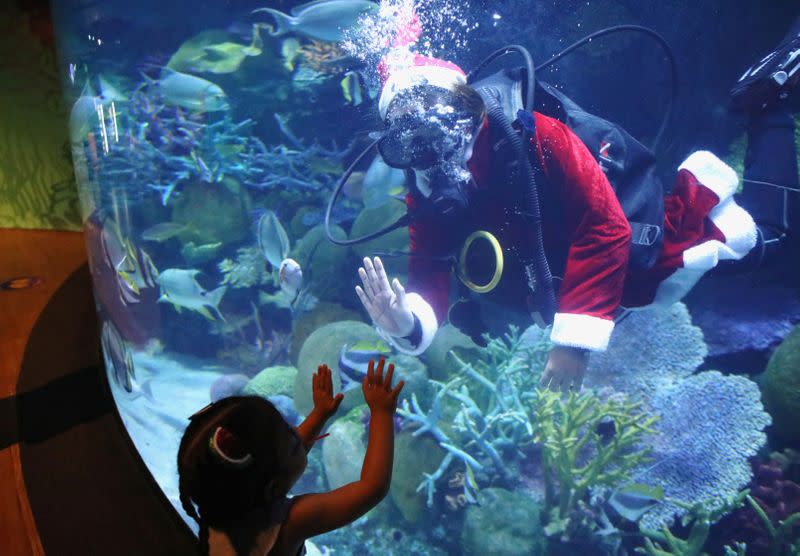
[379,88,476,171]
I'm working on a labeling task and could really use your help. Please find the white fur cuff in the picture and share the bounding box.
[550,313,615,352]
[378,292,439,356]
[678,150,739,201]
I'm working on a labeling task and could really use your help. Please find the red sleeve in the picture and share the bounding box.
[532,113,631,324]
[406,195,452,324]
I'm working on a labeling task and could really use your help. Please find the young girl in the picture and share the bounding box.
[178,358,404,555]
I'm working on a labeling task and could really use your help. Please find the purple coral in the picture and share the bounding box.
[708,457,800,554]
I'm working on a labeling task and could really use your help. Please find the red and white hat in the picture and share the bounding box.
[377,54,468,120]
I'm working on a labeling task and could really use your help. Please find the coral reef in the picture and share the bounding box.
[218,246,272,289]
[297,40,353,75]
[461,488,545,556]
[584,303,707,400]
[390,432,446,524]
[760,324,800,446]
[709,457,800,555]
[529,388,656,540]
[243,365,298,399]
[322,406,368,490]
[587,304,771,530]
[637,492,749,556]
[294,320,382,415]
[633,371,771,530]
[397,326,544,507]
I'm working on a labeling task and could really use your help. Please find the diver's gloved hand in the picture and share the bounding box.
[539,345,590,393]
[356,256,415,338]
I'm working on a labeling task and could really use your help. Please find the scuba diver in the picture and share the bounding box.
[326,16,800,393]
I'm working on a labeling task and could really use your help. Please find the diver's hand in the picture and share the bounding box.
[355,256,415,337]
[539,345,590,393]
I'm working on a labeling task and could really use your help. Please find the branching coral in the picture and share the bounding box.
[528,388,657,538]
[94,87,351,210]
[397,325,544,507]
[637,492,748,556]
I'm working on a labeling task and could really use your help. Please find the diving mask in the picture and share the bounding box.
[378,86,477,170]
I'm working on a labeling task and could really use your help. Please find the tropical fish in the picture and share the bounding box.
[608,483,664,522]
[167,25,265,74]
[150,68,229,112]
[252,0,379,43]
[340,70,364,106]
[141,222,189,242]
[342,170,366,201]
[281,37,302,72]
[101,319,136,393]
[257,210,291,269]
[0,276,42,290]
[362,155,407,208]
[101,220,159,304]
[337,340,392,391]
[278,258,303,300]
[156,268,227,321]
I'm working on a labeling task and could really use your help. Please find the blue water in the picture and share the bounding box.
[51,1,800,554]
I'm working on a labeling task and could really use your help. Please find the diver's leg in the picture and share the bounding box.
[725,17,800,270]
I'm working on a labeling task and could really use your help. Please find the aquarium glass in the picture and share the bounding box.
[51,0,800,553]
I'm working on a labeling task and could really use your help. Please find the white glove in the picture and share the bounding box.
[355,256,415,338]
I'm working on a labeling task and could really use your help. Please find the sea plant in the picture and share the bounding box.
[528,388,657,539]
[637,492,748,556]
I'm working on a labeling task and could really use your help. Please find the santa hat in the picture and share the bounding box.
[377,54,467,120]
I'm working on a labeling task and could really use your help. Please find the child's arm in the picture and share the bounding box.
[295,365,343,451]
[280,358,403,543]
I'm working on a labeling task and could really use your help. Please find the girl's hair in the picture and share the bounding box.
[177,396,290,548]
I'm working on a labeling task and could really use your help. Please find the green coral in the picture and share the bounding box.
[760,324,800,446]
[218,245,271,289]
[637,492,748,556]
[529,388,657,539]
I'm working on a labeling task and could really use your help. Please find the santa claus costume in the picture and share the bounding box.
[375,56,758,356]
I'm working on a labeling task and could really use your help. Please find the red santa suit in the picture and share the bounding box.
[374,52,757,356]
[386,113,757,355]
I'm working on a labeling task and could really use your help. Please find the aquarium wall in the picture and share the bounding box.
[50,0,800,554]
[1,2,80,230]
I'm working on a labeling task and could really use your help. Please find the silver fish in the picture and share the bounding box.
[156,268,227,321]
[253,0,379,42]
[257,211,291,269]
[154,68,229,112]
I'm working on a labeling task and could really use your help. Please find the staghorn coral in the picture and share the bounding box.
[637,492,749,556]
[95,86,351,211]
[633,371,771,531]
[397,325,544,507]
[529,388,656,539]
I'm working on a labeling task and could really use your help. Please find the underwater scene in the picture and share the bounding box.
[50,0,800,554]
